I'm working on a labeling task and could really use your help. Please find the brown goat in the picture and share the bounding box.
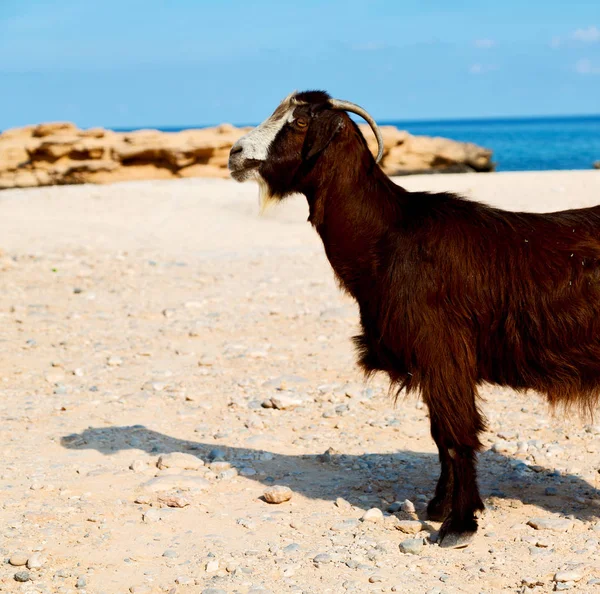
[228,90,600,548]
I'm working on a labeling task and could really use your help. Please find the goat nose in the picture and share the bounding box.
[230,144,243,155]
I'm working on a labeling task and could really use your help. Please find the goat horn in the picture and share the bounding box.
[329,99,384,164]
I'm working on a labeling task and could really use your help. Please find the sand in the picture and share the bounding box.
[1,170,600,594]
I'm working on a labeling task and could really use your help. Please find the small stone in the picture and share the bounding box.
[14,571,30,582]
[9,552,29,566]
[208,448,226,461]
[387,501,402,513]
[554,567,585,582]
[545,487,558,496]
[399,538,424,555]
[361,508,384,523]
[209,461,231,472]
[158,494,191,508]
[369,575,384,583]
[107,356,122,366]
[27,553,46,569]
[156,452,204,470]
[263,485,292,504]
[271,394,304,410]
[528,517,574,532]
[522,577,543,587]
[396,520,424,534]
[313,553,332,564]
[335,497,351,509]
[142,508,163,523]
[240,467,257,476]
[163,549,179,559]
[400,499,416,513]
[201,590,226,594]
[134,495,151,504]
[205,559,219,573]
[175,576,194,585]
[129,460,147,473]
[76,576,87,588]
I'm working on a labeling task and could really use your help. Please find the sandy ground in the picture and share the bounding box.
[1,170,600,594]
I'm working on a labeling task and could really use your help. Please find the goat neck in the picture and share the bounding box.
[299,128,407,299]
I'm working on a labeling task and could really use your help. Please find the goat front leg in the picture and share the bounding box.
[426,417,454,522]
[423,379,485,548]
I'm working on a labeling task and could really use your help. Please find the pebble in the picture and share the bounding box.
[14,571,31,582]
[263,485,293,504]
[9,552,29,566]
[527,517,574,532]
[335,497,352,510]
[205,560,220,573]
[129,460,147,473]
[202,589,227,594]
[270,394,304,410]
[27,552,46,569]
[208,448,226,461]
[142,508,163,523]
[400,499,416,513]
[361,508,384,523]
[399,538,424,555]
[313,553,332,564]
[76,576,87,588]
[157,493,191,508]
[369,574,384,583]
[396,520,424,534]
[163,549,179,559]
[107,355,122,366]
[240,467,257,476]
[554,567,585,582]
[157,452,204,470]
[209,461,231,472]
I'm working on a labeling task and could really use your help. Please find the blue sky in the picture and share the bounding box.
[1,0,599,129]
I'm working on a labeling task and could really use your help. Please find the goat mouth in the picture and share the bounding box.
[228,158,262,182]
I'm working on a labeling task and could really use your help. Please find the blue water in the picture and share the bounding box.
[118,114,600,172]
[382,115,600,172]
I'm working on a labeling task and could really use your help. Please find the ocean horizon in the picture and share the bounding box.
[113,113,600,173]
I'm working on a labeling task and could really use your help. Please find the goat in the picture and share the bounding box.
[228,90,600,548]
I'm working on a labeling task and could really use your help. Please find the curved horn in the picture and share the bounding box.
[329,99,384,164]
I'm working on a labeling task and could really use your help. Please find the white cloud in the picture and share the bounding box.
[575,58,600,75]
[474,39,495,49]
[573,26,600,43]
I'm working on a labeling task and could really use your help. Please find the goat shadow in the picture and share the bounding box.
[60,425,600,525]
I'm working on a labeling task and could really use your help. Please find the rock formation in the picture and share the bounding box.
[594,161,600,170]
[0,121,494,190]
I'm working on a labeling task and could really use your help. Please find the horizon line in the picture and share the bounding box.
[107,112,600,132]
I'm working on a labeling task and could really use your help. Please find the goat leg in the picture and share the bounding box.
[438,444,484,548]
[426,417,454,521]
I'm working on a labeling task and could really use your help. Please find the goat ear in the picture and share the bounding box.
[302,112,344,161]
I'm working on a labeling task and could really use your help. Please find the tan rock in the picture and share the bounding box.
[32,122,78,137]
[263,485,293,503]
[0,120,494,190]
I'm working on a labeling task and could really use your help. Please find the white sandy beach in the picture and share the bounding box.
[1,170,600,593]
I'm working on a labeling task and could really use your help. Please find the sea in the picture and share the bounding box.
[382,114,600,172]
[139,114,600,172]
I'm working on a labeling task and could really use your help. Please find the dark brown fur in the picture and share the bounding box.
[231,90,600,546]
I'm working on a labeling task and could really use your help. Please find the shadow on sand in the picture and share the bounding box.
[61,425,600,523]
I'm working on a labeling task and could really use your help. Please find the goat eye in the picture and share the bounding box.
[295,119,308,128]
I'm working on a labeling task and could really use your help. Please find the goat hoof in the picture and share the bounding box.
[438,517,477,549]
[426,498,451,522]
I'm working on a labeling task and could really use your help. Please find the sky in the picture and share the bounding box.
[1,0,599,129]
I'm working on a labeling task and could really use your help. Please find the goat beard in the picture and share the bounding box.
[257,175,281,215]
